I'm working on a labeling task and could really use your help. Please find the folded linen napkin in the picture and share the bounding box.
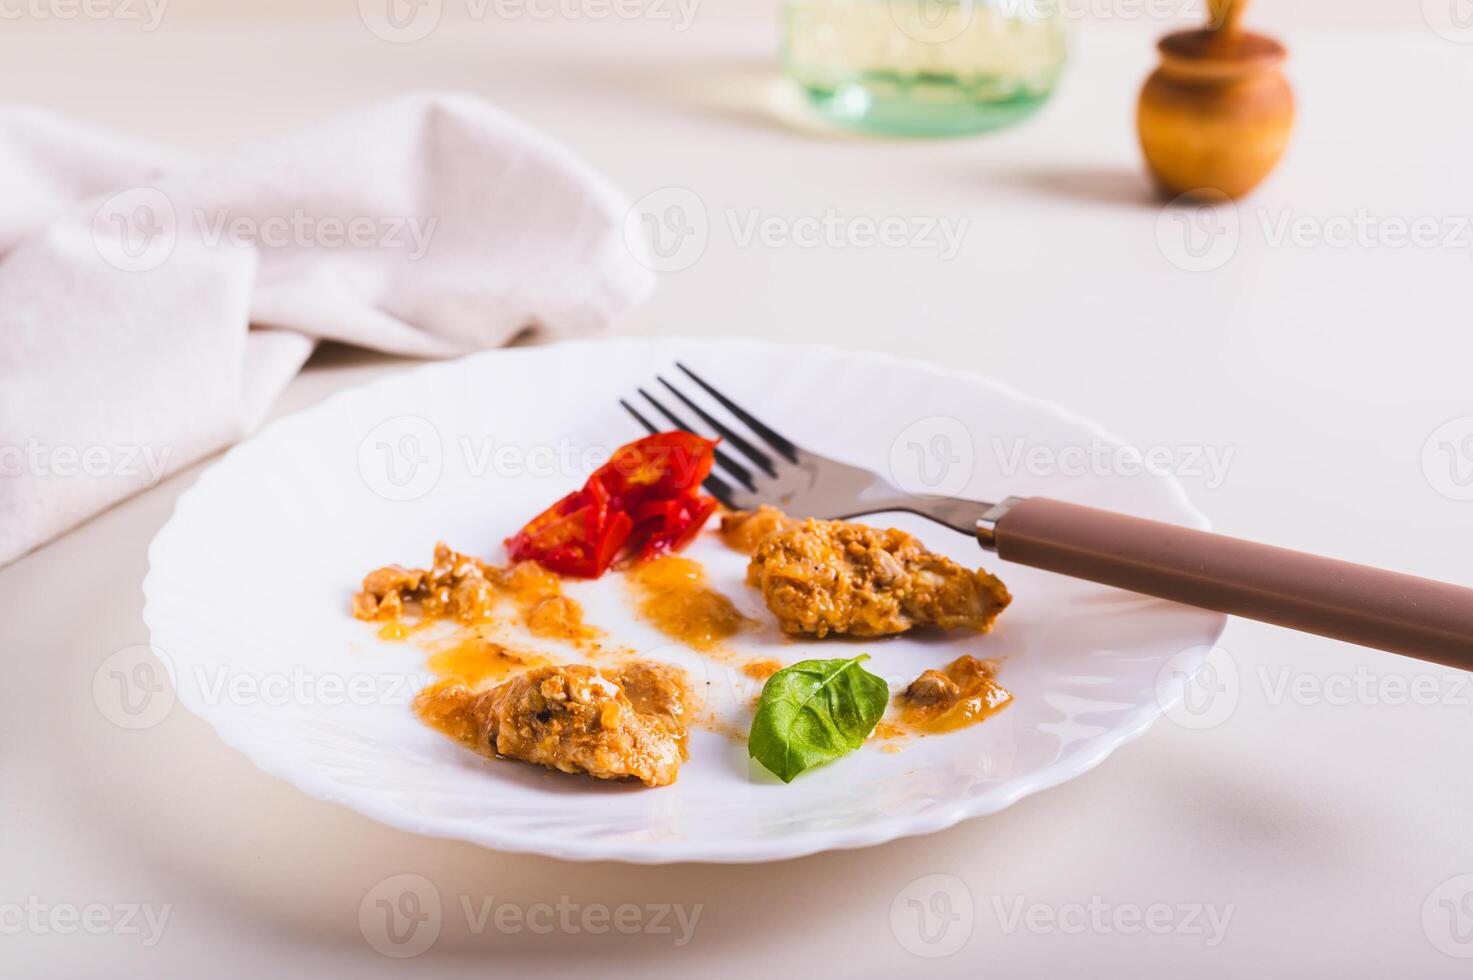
[0,93,653,565]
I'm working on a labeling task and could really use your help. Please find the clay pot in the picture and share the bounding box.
[1138,27,1293,200]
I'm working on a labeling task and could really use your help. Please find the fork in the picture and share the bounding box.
[622,363,1473,670]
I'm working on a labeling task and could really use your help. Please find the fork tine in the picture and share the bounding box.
[623,396,740,507]
[675,362,800,464]
[657,376,778,478]
[698,472,737,510]
[619,398,658,435]
[637,387,757,493]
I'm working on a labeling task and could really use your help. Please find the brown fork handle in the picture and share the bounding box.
[980,496,1473,669]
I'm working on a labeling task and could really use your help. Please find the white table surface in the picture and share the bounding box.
[5,7,1473,978]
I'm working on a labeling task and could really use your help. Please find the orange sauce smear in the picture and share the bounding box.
[358,548,759,748]
[627,555,748,653]
[499,561,599,644]
[413,679,485,749]
[426,634,553,687]
[740,658,782,681]
[377,619,433,642]
[412,637,558,749]
[718,506,793,554]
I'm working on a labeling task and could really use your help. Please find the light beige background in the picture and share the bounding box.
[71,0,1432,30]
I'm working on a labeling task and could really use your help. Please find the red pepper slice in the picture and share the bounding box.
[504,431,719,578]
[505,479,633,578]
[634,494,719,561]
[594,431,716,507]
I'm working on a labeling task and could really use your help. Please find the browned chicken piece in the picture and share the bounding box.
[354,544,598,642]
[354,542,499,623]
[746,517,1011,638]
[899,655,1013,733]
[719,505,797,554]
[413,662,691,787]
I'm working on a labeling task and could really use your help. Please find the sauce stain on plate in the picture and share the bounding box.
[627,555,750,654]
[426,635,554,687]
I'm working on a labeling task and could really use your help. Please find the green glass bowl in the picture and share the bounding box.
[783,0,1068,137]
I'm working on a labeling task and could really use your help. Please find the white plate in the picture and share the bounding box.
[144,337,1225,863]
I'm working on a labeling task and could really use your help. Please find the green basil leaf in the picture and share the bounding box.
[747,655,890,783]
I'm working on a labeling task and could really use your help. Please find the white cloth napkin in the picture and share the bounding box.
[0,93,653,566]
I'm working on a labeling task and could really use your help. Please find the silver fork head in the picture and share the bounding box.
[619,363,996,536]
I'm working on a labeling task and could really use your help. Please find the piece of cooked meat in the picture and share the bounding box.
[354,542,498,623]
[745,517,1011,638]
[414,662,691,787]
[899,655,1013,733]
[354,546,598,642]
